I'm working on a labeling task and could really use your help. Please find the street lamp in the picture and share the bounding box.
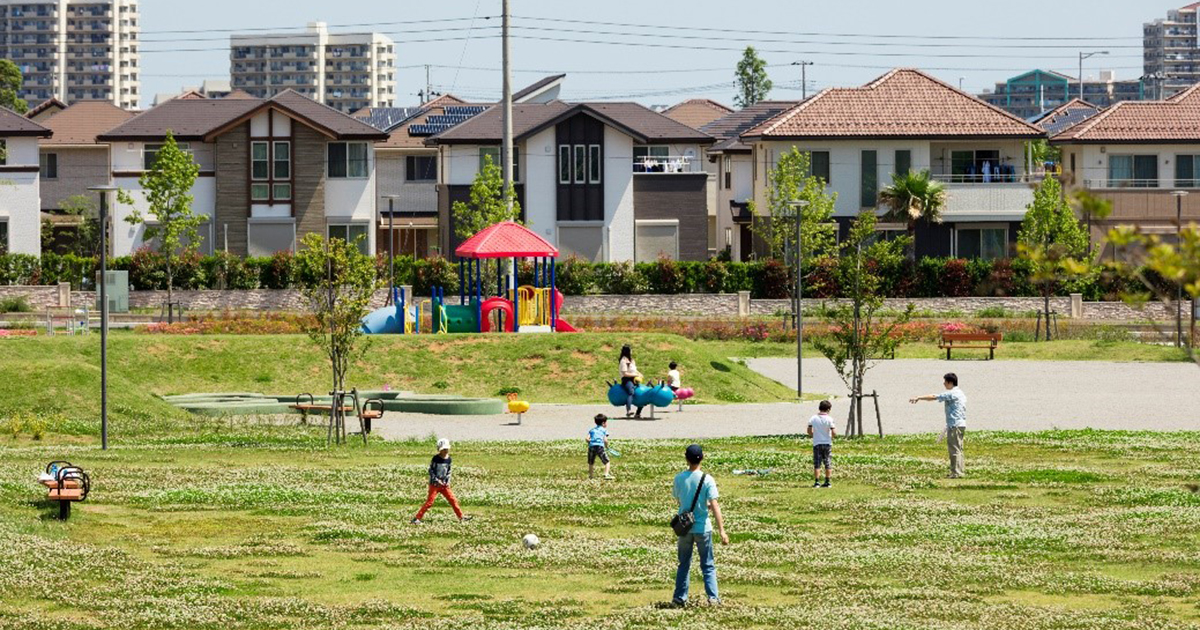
[381,194,401,303]
[1078,51,1109,101]
[788,200,809,399]
[88,184,118,451]
[1172,190,1188,348]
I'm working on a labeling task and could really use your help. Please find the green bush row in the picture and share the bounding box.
[0,251,1162,300]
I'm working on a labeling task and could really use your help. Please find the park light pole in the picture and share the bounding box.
[1172,190,1188,347]
[1078,51,1109,100]
[382,194,400,302]
[789,200,809,399]
[89,184,118,450]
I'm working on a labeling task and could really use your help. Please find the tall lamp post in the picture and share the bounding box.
[788,200,809,399]
[382,194,400,302]
[89,184,118,450]
[1172,190,1188,348]
[1078,51,1109,100]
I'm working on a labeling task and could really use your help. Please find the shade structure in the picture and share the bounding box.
[455,221,559,259]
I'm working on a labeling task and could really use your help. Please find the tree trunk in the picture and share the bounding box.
[1043,292,1052,342]
[166,260,174,324]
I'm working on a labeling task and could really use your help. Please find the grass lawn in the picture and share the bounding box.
[1,427,1199,629]
[0,334,800,433]
[709,338,1194,362]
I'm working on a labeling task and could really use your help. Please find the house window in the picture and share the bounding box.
[251,141,269,180]
[328,223,369,255]
[635,220,680,262]
[895,149,912,177]
[1175,155,1200,188]
[143,142,191,170]
[479,146,520,181]
[40,152,57,179]
[723,155,732,189]
[247,220,296,257]
[868,223,908,246]
[633,145,669,172]
[860,150,878,208]
[573,145,586,183]
[558,224,603,262]
[589,144,602,184]
[405,155,437,182]
[0,219,7,255]
[956,225,1008,260]
[809,151,830,184]
[1109,155,1158,188]
[558,145,571,184]
[251,141,291,202]
[950,149,1001,183]
[328,142,369,178]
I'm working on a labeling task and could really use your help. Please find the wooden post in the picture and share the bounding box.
[873,390,883,438]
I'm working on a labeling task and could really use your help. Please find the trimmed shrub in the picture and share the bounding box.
[596,261,646,295]
[804,256,840,298]
[261,251,295,289]
[0,296,32,313]
[754,259,792,299]
[555,256,595,296]
[0,254,41,285]
[203,251,258,290]
[413,256,459,296]
[701,260,729,294]
[939,259,973,297]
[642,256,686,295]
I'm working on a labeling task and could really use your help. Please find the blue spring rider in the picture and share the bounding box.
[606,380,676,417]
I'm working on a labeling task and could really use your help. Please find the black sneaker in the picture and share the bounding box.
[411,518,423,525]
[821,481,831,488]
[812,481,821,488]
[670,598,686,608]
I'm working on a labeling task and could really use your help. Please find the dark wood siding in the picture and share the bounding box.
[632,173,709,261]
[215,123,250,255]
[293,125,327,246]
[555,114,604,221]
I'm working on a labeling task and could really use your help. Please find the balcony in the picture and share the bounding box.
[634,155,701,174]
[929,174,1038,220]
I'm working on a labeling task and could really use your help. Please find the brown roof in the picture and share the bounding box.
[1030,98,1101,135]
[429,101,712,145]
[513,74,566,103]
[26,98,67,120]
[98,89,387,142]
[701,100,799,153]
[0,106,52,137]
[744,69,1044,140]
[41,102,135,146]
[1051,86,1200,143]
[663,99,734,129]
[224,89,258,100]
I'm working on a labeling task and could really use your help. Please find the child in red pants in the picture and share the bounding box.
[412,438,471,524]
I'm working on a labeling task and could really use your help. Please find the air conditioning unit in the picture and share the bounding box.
[94,270,129,313]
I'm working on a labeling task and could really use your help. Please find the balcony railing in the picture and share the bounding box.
[1083,178,1163,190]
[634,155,698,174]
[931,170,1032,185]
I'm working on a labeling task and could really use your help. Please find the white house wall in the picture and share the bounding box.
[111,177,216,256]
[523,128,557,243]
[1067,143,1200,189]
[1,137,41,255]
[325,143,377,254]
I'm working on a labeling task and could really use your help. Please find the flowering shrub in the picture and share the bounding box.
[262,251,295,289]
[137,312,315,335]
[0,329,37,337]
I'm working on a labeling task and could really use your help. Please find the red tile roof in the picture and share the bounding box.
[662,99,734,129]
[1051,86,1200,143]
[743,69,1043,140]
[41,101,135,146]
[455,221,559,259]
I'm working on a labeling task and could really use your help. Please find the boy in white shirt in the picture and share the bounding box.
[667,362,682,392]
[807,401,837,488]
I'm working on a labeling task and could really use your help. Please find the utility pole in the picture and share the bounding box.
[792,61,814,100]
[1078,50,1109,101]
[1174,191,1188,347]
[501,0,514,213]
[424,65,432,104]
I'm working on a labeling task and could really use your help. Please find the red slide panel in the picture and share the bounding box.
[479,297,515,333]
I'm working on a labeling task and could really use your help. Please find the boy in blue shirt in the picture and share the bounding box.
[587,414,613,480]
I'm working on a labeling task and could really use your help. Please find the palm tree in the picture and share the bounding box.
[878,169,948,259]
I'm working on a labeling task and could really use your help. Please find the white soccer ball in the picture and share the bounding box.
[522,533,540,549]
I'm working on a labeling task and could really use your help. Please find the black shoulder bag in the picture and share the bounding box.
[670,473,706,537]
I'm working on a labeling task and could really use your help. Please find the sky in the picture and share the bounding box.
[139,0,1183,109]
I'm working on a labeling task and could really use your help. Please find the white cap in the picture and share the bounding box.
[437,438,451,451]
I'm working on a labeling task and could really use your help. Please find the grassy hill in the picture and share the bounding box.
[0,333,800,434]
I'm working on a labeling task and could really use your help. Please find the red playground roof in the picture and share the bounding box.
[455,221,559,259]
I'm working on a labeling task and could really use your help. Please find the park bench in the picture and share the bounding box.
[39,461,91,520]
[938,332,1003,361]
[289,391,384,444]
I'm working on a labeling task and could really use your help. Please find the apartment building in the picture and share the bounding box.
[978,69,1146,119]
[97,90,387,257]
[0,106,53,255]
[742,69,1045,260]
[426,101,714,263]
[1144,3,1200,98]
[230,22,396,114]
[0,0,140,109]
[1051,85,1200,258]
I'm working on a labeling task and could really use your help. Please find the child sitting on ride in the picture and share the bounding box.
[666,362,682,393]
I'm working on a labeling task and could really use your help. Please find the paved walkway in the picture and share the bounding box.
[371,358,1200,442]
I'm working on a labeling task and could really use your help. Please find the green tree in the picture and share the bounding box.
[810,212,915,437]
[734,46,772,108]
[41,195,101,257]
[750,148,837,262]
[293,232,380,443]
[0,59,27,114]
[117,132,204,314]
[452,154,521,241]
[1017,175,1091,339]
[878,169,948,260]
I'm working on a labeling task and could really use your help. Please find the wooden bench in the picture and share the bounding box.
[40,461,91,520]
[939,332,1003,360]
[290,392,384,445]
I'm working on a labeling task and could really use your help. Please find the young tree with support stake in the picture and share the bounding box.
[118,132,204,320]
[1017,175,1091,341]
[810,213,914,438]
[294,233,379,444]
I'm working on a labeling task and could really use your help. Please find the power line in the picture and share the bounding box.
[139,16,497,36]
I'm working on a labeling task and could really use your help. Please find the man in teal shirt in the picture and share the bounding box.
[910,372,967,478]
[671,444,729,607]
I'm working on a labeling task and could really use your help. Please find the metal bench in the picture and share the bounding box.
[40,461,91,520]
[938,332,1003,360]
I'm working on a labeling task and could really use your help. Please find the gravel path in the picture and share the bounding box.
[371,358,1200,442]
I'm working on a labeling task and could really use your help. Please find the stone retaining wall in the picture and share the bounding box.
[0,285,1188,322]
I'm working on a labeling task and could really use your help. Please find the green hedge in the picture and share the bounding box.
[0,251,1158,300]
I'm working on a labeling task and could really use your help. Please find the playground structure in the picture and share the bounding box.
[605,380,683,418]
[362,221,577,335]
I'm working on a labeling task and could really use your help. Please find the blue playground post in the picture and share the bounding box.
[512,257,520,333]
[533,258,540,288]
[475,258,482,333]
[397,286,406,335]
